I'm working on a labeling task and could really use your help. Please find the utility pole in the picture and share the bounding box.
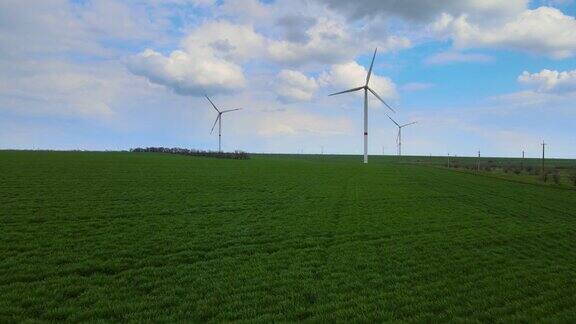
[541,141,546,173]
[477,151,481,172]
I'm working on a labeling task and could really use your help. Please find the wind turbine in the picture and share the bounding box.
[328,48,396,164]
[204,95,242,152]
[387,115,417,157]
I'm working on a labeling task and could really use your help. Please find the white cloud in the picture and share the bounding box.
[255,109,353,136]
[491,90,561,108]
[267,16,354,65]
[218,0,271,23]
[127,20,271,96]
[316,0,528,23]
[274,70,319,103]
[319,61,397,102]
[489,69,576,109]
[0,0,185,120]
[0,0,97,58]
[518,69,576,93]
[0,60,123,119]
[267,16,410,66]
[126,21,270,96]
[491,69,576,109]
[433,7,576,58]
[127,49,246,97]
[181,21,266,61]
[75,0,160,41]
[127,15,408,95]
[425,51,493,65]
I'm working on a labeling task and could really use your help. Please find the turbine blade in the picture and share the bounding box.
[368,87,395,113]
[210,114,220,134]
[221,108,242,113]
[401,121,418,128]
[386,114,400,127]
[205,95,220,113]
[328,86,364,96]
[366,48,377,86]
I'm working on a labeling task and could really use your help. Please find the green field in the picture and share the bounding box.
[1,151,576,322]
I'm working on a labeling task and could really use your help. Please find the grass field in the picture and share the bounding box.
[1,151,576,322]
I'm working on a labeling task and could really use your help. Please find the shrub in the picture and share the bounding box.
[571,174,576,187]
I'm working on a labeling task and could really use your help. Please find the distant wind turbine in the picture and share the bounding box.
[387,115,417,157]
[328,48,396,164]
[205,95,242,152]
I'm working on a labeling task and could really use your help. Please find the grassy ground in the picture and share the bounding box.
[1,151,576,322]
[384,154,576,188]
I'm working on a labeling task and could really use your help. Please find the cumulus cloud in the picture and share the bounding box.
[267,15,410,66]
[433,7,576,58]
[490,69,576,108]
[218,0,272,23]
[127,49,246,96]
[518,69,576,93]
[127,15,408,95]
[316,0,528,23]
[181,21,266,61]
[274,70,319,103]
[276,14,317,43]
[319,61,397,101]
[425,51,493,65]
[267,16,355,65]
[127,21,264,96]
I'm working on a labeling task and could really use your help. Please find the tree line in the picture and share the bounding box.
[130,147,249,160]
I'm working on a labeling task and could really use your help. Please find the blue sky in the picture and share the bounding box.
[0,0,575,158]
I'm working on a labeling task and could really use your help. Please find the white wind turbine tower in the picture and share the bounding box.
[328,48,396,164]
[204,95,242,152]
[387,115,417,156]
